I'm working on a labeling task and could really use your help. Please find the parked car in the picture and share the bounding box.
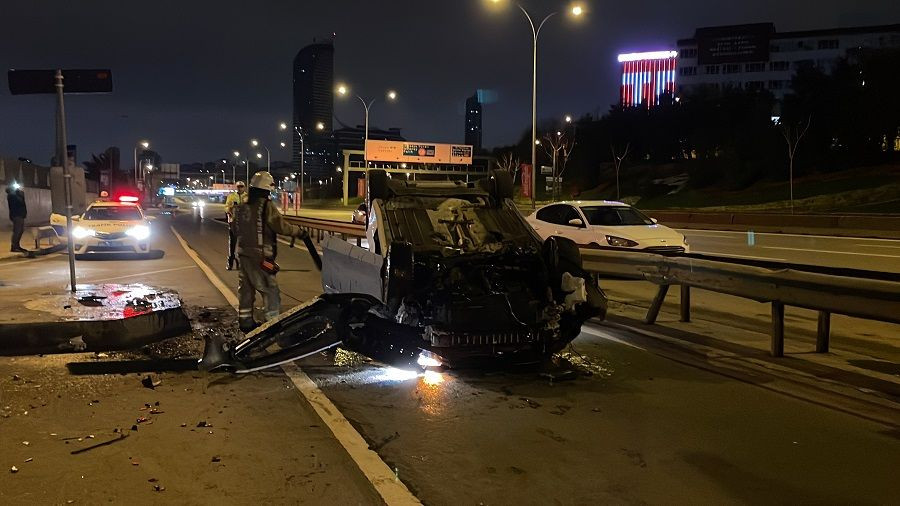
[526,201,689,253]
[351,202,367,225]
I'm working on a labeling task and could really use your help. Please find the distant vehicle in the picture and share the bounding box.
[191,198,206,208]
[351,202,367,225]
[526,201,689,253]
[70,199,155,257]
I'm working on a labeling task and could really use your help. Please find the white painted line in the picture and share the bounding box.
[170,224,421,506]
[759,246,900,258]
[857,244,900,250]
[581,324,646,350]
[678,228,900,243]
[89,265,198,283]
[690,251,787,262]
[170,226,238,308]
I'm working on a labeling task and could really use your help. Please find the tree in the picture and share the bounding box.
[610,143,630,200]
[496,151,521,183]
[542,131,574,201]
[780,117,811,213]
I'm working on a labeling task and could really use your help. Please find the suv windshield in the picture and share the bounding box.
[83,206,143,221]
[580,206,653,226]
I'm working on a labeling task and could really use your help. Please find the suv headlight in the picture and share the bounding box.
[606,235,638,248]
[72,226,95,239]
[126,225,151,241]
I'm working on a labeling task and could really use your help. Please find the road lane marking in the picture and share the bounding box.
[759,246,900,258]
[678,228,900,242]
[689,252,787,262]
[857,244,900,250]
[170,225,421,506]
[89,265,198,283]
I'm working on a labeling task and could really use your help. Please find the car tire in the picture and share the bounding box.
[367,169,390,203]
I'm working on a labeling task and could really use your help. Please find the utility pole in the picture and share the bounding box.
[55,70,77,292]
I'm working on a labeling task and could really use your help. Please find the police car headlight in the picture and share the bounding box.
[126,225,151,241]
[72,226,96,239]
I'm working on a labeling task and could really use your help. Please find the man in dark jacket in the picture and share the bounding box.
[235,171,309,332]
[6,184,27,253]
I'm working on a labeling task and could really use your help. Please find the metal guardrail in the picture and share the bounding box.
[283,215,365,246]
[580,249,900,356]
[284,215,900,357]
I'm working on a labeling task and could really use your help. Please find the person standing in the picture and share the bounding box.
[235,172,308,332]
[6,184,27,253]
[224,180,247,270]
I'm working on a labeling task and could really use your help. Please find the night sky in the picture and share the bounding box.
[2,0,897,165]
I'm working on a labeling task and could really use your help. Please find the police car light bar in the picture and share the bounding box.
[118,195,139,202]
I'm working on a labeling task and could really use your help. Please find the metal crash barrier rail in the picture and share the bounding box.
[283,215,366,246]
[284,215,900,357]
[580,249,900,357]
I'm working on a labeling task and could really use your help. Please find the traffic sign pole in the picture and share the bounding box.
[55,70,77,292]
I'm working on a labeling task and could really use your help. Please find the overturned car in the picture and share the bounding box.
[201,169,606,372]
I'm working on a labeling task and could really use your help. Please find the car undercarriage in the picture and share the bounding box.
[200,169,607,373]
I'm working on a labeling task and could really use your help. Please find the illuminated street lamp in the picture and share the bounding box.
[336,83,397,168]
[488,0,584,207]
[250,139,270,171]
[134,140,150,183]
[233,151,249,183]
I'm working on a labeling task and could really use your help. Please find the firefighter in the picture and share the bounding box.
[224,180,247,270]
[235,171,308,332]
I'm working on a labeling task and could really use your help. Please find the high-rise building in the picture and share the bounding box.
[618,51,678,108]
[675,23,900,100]
[292,40,335,177]
[465,91,483,150]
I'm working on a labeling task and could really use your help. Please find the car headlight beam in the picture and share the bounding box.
[126,225,151,241]
[72,226,95,239]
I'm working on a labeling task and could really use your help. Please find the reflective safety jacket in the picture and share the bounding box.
[224,191,247,223]
[235,198,302,260]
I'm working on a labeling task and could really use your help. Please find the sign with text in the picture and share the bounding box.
[696,23,773,65]
[366,140,473,165]
[8,69,113,95]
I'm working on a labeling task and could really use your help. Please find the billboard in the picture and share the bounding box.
[365,140,473,165]
[618,51,677,108]
[696,23,774,65]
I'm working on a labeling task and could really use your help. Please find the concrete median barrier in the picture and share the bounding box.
[0,283,190,355]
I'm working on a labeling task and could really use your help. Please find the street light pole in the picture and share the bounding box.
[250,139,270,171]
[517,5,557,209]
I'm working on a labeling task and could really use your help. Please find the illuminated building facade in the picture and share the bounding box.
[618,51,678,108]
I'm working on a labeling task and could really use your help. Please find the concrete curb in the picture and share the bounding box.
[0,307,190,355]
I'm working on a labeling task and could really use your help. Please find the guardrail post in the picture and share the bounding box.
[816,311,830,353]
[679,285,691,323]
[644,284,670,324]
[771,302,785,357]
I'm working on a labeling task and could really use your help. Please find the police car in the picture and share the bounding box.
[67,197,155,257]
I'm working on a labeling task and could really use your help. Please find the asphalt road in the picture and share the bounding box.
[682,229,900,272]
[173,208,898,504]
[3,207,896,504]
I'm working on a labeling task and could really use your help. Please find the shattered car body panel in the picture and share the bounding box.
[201,170,606,373]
